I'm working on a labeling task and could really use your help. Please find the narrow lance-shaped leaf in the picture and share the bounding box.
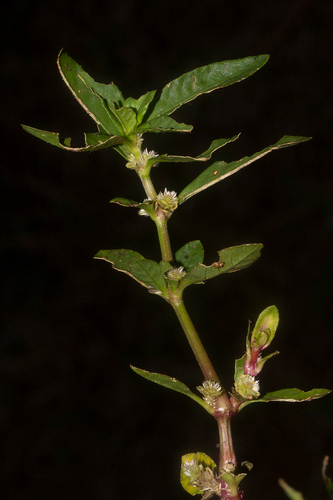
[131,366,213,414]
[279,479,306,500]
[179,244,262,290]
[148,135,240,167]
[21,125,123,152]
[147,55,269,120]
[178,136,311,204]
[239,387,331,410]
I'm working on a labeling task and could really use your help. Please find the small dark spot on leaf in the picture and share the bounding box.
[65,63,72,71]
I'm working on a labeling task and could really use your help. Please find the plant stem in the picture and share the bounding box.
[155,215,173,264]
[170,296,220,383]
[138,171,157,201]
[216,416,243,500]
[217,415,236,470]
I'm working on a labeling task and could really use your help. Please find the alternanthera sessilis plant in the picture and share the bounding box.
[22,51,331,500]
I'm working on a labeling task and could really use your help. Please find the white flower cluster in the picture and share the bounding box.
[234,374,260,400]
[155,188,178,212]
[197,380,223,407]
[126,148,159,170]
[166,266,186,281]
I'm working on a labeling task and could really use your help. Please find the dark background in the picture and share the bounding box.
[1,1,333,499]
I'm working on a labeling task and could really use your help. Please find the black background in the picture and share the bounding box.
[1,1,333,499]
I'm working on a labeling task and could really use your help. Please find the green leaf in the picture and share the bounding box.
[279,479,306,500]
[94,249,167,297]
[322,456,333,500]
[151,135,240,165]
[110,197,143,207]
[240,387,331,410]
[147,55,269,120]
[175,241,204,271]
[123,90,157,125]
[180,452,218,496]
[251,305,279,350]
[21,125,123,152]
[178,136,311,204]
[234,354,246,385]
[57,50,124,136]
[130,366,213,414]
[131,259,168,296]
[113,106,137,134]
[137,115,193,133]
[79,72,125,108]
[179,244,262,290]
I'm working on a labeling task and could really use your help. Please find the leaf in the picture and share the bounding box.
[234,355,246,385]
[94,249,167,297]
[175,241,204,271]
[21,125,123,152]
[137,115,193,133]
[57,50,124,136]
[279,479,306,500]
[179,244,262,290]
[110,197,144,207]
[131,259,168,296]
[181,452,218,496]
[240,387,331,410]
[178,136,311,204]
[130,366,213,414]
[147,54,269,120]
[79,71,125,108]
[251,305,279,350]
[151,135,240,165]
[123,90,157,126]
[113,106,137,134]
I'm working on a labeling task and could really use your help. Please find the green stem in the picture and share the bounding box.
[170,296,220,383]
[138,171,157,201]
[217,415,236,470]
[155,215,173,264]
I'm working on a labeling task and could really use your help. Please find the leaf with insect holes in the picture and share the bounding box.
[21,125,123,152]
[178,244,262,290]
[147,135,240,168]
[131,366,213,414]
[178,136,311,204]
[175,241,204,271]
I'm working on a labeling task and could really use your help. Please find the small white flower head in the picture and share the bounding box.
[142,148,158,160]
[166,266,186,281]
[183,459,201,480]
[126,147,158,170]
[138,198,152,217]
[138,208,150,216]
[183,461,220,497]
[234,374,260,400]
[155,188,178,212]
[125,153,137,170]
[133,133,143,148]
[197,380,223,407]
